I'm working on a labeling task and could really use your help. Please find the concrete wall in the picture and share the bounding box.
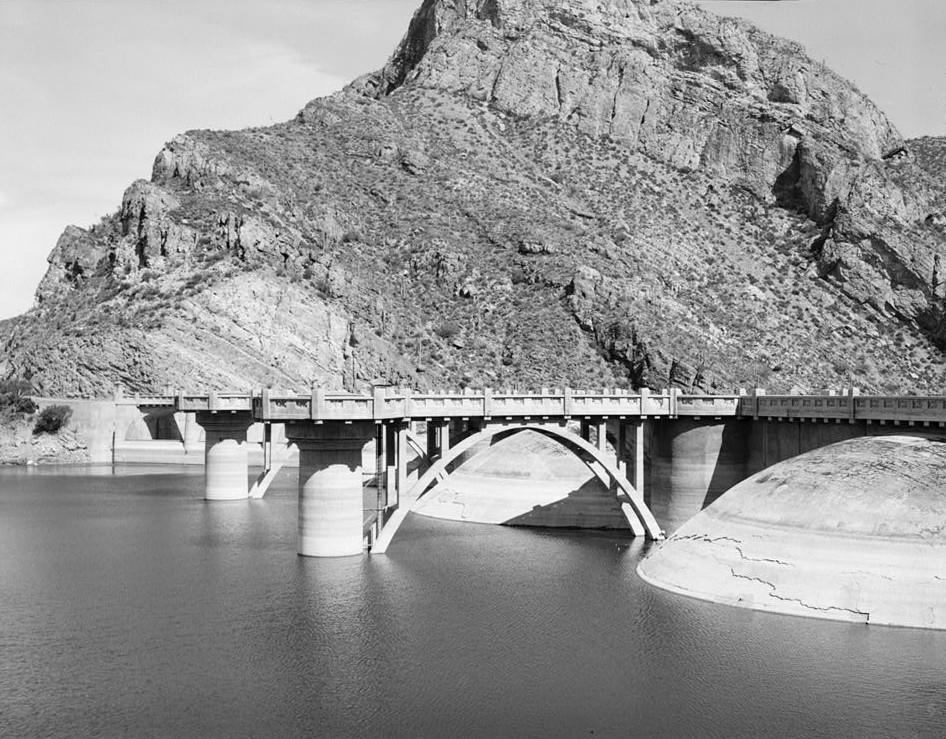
[33,397,299,467]
[34,397,119,464]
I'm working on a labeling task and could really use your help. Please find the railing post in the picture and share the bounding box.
[564,387,574,417]
[752,388,765,419]
[483,387,493,419]
[260,388,271,421]
[372,385,384,420]
[310,387,326,421]
[402,387,413,418]
[849,386,859,423]
[639,386,649,416]
[209,391,219,412]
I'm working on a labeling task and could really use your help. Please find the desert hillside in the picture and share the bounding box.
[2,0,944,396]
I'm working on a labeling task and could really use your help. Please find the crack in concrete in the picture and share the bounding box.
[734,546,793,567]
[729,567,870,623]
[675,533,740,545]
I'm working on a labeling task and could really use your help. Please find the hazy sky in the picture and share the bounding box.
[0,0,943,319]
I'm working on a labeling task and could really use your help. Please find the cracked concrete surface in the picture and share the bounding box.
[638,436,946,630]
[729,568,869,623]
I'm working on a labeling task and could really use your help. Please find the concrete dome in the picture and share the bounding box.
[413,429,628,528]
[638,435,946,629]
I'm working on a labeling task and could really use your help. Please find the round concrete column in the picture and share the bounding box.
[296,441,365,557]
[650,419,749,533]
[287,421,374,558]
[196,411,254,500]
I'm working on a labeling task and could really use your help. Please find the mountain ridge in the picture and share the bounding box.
[2,0,944,396]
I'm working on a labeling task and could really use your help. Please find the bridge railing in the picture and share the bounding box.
[674,394,742,417]
[752,395,855,420]
[115,394,177,408]
[855,395,946,422]
[130,388,946,426]
[749,393,946,424]
[177,392,252,413]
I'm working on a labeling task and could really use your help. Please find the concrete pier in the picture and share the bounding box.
[649,419,749,531]
[287,421,374,557]
[196,411,254,500]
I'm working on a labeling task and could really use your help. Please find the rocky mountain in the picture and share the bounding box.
[2,0,945,396]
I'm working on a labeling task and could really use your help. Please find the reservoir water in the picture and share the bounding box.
[1,465,944,737]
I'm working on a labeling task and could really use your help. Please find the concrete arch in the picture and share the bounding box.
[372,424,664,553]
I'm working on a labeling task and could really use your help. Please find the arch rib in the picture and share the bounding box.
[371,424,664,553]
[405,430,436,476]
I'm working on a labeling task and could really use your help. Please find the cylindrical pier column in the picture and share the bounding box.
[196,411,254,500]
[287,421,374,557]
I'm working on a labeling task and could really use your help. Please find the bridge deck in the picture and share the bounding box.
[101,388,946,427]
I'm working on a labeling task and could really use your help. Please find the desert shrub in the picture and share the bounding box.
[0,379,37,415]
[33,405,72,435]
[433,321,461,340]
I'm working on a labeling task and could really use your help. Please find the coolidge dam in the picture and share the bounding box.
[40,386,946,560]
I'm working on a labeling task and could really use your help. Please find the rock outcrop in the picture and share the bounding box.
[3,0,945,396]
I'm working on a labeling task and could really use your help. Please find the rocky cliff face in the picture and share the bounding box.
[3,0,945,395]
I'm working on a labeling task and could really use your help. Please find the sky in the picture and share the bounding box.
[0,0,943,320]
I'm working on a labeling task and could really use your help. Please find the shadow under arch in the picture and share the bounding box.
[405,430,432,476]
[371,424,665,553]
[123,409,183,442]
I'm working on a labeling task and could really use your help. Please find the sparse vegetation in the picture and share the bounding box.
[0,379,37,416]
[33,405,72,435]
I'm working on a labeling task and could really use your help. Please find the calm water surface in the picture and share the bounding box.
[1,465,944,737]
